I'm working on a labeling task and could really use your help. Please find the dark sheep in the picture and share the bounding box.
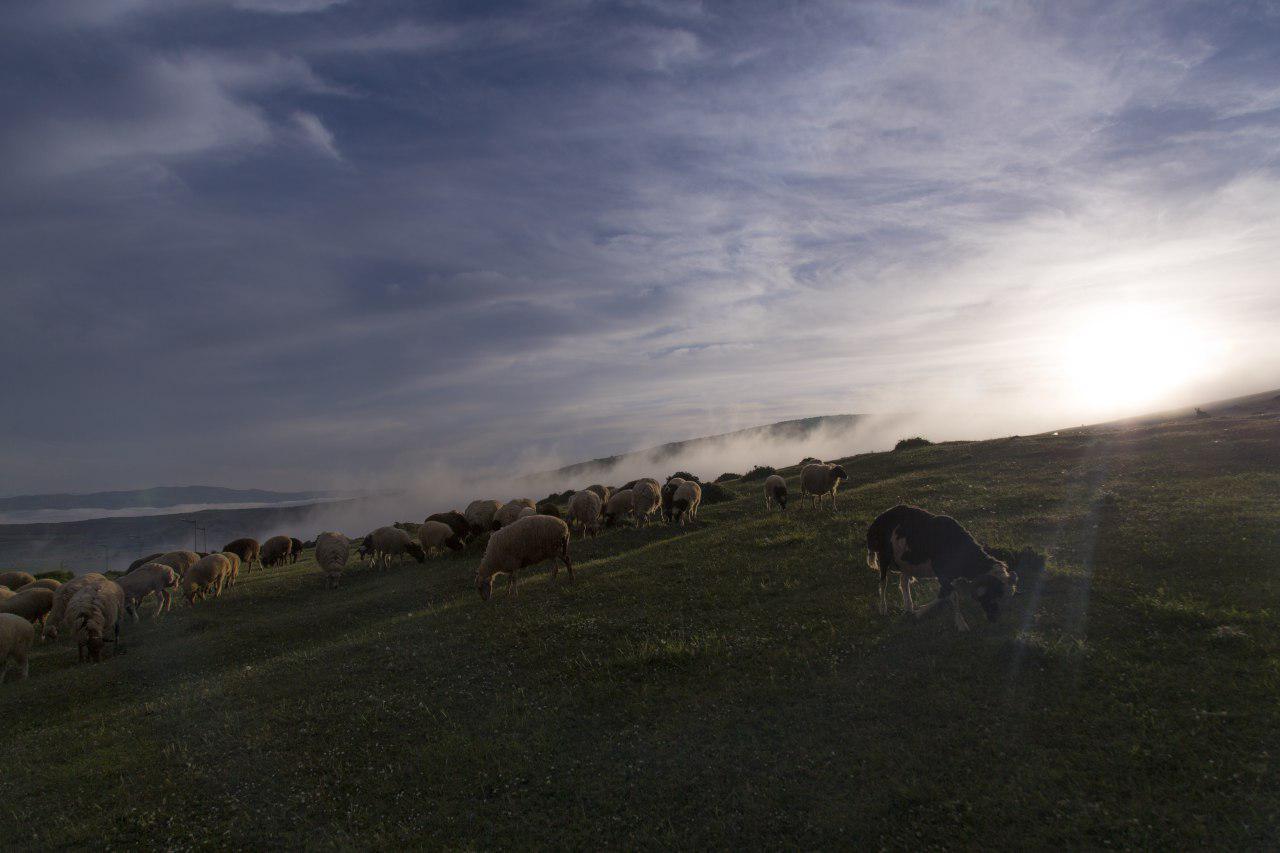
[125,554,163,574]
[222,538,261,573]
[261,535,293,568]
[426,511,471,544]
[289,537,304,563]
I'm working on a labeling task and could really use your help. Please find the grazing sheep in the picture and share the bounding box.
[475,515,573,600]
[670,481,702,526]
[418,520,465,555]
[126,553,163,574]
[661,477,686,522]
[42,573,107,641]
[534,502,563,520]
[495,499,537,530]
[314,532,351,589]
[427,511,470,544]
[0,571,35,590]
[222,538,261,573]
[602,488,635,528]
[632,480,661,525]
[0,586,12,602]
[67,579,125,663]
[0,588,55,629]
[867,504,1018,631]
[566,490,603,539]
[154,551,201,577]
[183,554,231,604]
[0,613,34,683]
[585,484,611,503]
[464,500,503,537]
[115,563,179,621]
[220,552,242,587]
[289,537,304,563]
[261,536,293,568]
[25,578,62,592]
[800,463,848,510]
[367,526,427,569]
[763,474,788,510]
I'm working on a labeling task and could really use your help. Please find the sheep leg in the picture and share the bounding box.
[507,573,518,596]
[900,574,915,613]
[951,593,969,632]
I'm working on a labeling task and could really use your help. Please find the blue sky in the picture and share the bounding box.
[2,0,1278,494]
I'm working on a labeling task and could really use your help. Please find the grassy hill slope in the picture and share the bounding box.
[3,407,1279,848]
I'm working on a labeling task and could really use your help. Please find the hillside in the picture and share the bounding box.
[2,403,1279,848]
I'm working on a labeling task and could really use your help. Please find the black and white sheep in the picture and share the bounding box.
[475,514,573,600]
[866,504,1018,631]
[660,477,686,522]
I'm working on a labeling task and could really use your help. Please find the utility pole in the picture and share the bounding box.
[99,544,109,573]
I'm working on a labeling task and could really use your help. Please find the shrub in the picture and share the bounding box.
[34,570,74,583]
[699,482,736,505]
[713,472,740,483]
[799,457,821,465]
[393,521,421,536]
[740,465,777,482]
[894,437,933,451]
[668,471,701,483]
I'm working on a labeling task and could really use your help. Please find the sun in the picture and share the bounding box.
[1060,305,1218,415]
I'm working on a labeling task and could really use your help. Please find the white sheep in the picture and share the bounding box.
[114,563,179,621]
[154,551,201,577]
[763,474,788,510]
[671,481,702,526]
[314,532,351,588]
[220,552,242,587]
[67,579,125,663]
[42,573,106,641]
[631,480,661,526]
[566,490,603,538]
[183,554,231,604]
[800,463,849,510]
[585,484,612,503]
[0,586,13,602]
[0,613,34,684]
[475,514,573,600]
[0,587,55,630]
[495,499,537,529]
[602,488,635,528]
[418,520,463,556]
[366,526,427,569]
[464,500,503,536]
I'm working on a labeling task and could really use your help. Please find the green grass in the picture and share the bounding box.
[3,412,1280,849]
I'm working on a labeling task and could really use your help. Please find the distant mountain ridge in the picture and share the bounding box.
[537,414,866,481]
[0,485,332,513]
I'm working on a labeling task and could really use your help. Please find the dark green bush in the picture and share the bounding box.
[699,482,736,505]
[894,437,933,451]
[740,465,777,482]
[669,471,700,483]
[713,472,740,483]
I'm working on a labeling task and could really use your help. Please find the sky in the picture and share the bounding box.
[1,0,1278,496]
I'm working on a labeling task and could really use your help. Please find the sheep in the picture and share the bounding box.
[25,578,62,592]
[464,500,503,537]
[670,481,702,526]
[602,488,635,528]
[800,463,848,510]
[67,579,125,663]
[0,587,55,629]
[495,499,537,530]
[763,474,788,510]
[125,553,163,574]
[366,526,427,570]
[0,613,34,683]
[427,511,470,544]
[314,532,351,589]
[114,563,179,621]
[183,554,231,604]
[534,502,563,520]
[475,514,573,600]
[261,536,293,568]
[516,505,537,520]
[222,538,261,573]
[0,571,35,590]
[0,586,12,601]
[418,520,465,555]
[585,484,611,503]
[154,551,200,577]
[220,552,242,587]
[42,573,106,641]
[632,480,661,526]
[661,477,686,522]
[289,537,305,563]
[566,490,603,539]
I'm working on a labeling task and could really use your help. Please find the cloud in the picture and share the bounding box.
[0,0,1277,495]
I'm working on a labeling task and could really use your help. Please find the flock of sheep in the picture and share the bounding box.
[0,462,860,683]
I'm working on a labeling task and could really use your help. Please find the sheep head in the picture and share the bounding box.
[831,465,848,481]
[406,542,427,564]
[973,562,1017,622]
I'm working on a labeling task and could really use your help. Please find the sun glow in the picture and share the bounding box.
[1060,305,1221,415]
